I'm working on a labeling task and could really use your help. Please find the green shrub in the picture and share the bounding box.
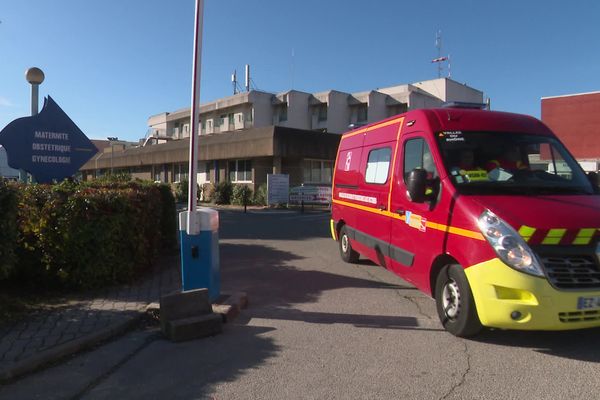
[174,179,188,203]
[8,180,177,289]
[232,184,253,206]
[213,181,233,205]
[253,183,267,206]
[0,181,19,279]
[14,184,55,285]
[155,183,177,250]
[200,182,214,202]
[97,172,132,183]
[174,179,201,204]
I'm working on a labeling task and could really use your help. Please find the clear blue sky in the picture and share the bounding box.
[1,0,599,142]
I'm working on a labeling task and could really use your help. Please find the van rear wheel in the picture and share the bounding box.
[339,226,359,263]
[434,264,482,337]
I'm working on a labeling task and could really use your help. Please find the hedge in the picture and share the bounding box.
[0,181,19,279]
[1,179,177,290]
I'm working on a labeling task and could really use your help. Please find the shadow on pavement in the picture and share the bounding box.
[220,243,412,309]
[81,325,280,399]
[472,327,600,363]
[238,308,445,332]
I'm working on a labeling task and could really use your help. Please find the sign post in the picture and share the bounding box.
[179,0,220,301]
[23,67,45,182]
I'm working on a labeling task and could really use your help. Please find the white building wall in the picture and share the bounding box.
[284,91,311,130]
[408,91,444,110]
[146,78,484,139]
[273,91,312,129]
[327,91,352,133]
[249,91,274,128]
[312,90,352,134]
[412,78,483,103]
[367,91,388,124]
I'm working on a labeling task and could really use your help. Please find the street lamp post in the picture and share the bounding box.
[25,67,44,115]
[23,67,45,182]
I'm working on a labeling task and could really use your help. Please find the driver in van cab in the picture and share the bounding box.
[450,149,486,183]
[485,145,529,172]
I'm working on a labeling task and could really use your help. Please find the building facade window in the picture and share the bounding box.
[318,104,328,122]
[356,105,368,122]
[174,163,189,182]
[278,105,288,122]
[303,159,333,184]
[228,159,252,182]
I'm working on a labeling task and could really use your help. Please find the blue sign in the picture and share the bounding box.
[0,96,97,183]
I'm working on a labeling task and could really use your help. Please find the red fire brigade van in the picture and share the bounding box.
[330,106,600,336]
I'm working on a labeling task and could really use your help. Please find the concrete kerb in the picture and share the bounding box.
[212,291,249,323]
[0,311,144,384]
[0,291,248,383]
[148,290,248,330]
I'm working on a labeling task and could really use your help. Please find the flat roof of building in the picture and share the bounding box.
[541,91,600,100]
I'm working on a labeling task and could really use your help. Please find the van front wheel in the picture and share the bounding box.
[434,264,482,337]
[339,226,359,263]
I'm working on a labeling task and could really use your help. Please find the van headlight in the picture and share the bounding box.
[478,210,545,277]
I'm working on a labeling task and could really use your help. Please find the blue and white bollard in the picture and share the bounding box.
[179,208,220,302]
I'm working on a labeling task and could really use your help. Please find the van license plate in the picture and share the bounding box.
[577,296,600,310]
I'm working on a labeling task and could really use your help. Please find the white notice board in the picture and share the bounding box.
[267,174,289,205]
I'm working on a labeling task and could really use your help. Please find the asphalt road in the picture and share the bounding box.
[2,208,600,400]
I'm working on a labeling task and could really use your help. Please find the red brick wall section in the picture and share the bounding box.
[541,93,600,159]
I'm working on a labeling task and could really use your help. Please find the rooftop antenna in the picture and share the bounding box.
[291,48,295,89]
[431,30,449,78]
[245,64,250,92]
[231,70,238,95]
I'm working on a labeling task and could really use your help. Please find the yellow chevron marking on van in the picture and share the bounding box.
[542,228,567,245]
[573,228,596,245]
[331,199,485,241]
[342,117,404,139]
[518,225,537,242]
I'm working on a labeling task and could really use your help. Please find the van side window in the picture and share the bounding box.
[404,138,438,180]
[365,147,392,184]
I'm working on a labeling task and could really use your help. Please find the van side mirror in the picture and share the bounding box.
[406,168,429,203]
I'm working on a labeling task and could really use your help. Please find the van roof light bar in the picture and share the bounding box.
[442,102,488,110]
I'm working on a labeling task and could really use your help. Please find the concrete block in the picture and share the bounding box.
[211,292,248,323]
[159,289,224,342]
[212,304,236,323]
[159,289,212,332]
[164,314,222,342]
[227,292,249,310]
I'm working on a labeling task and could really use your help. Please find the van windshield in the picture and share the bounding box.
[436,131,594,195]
